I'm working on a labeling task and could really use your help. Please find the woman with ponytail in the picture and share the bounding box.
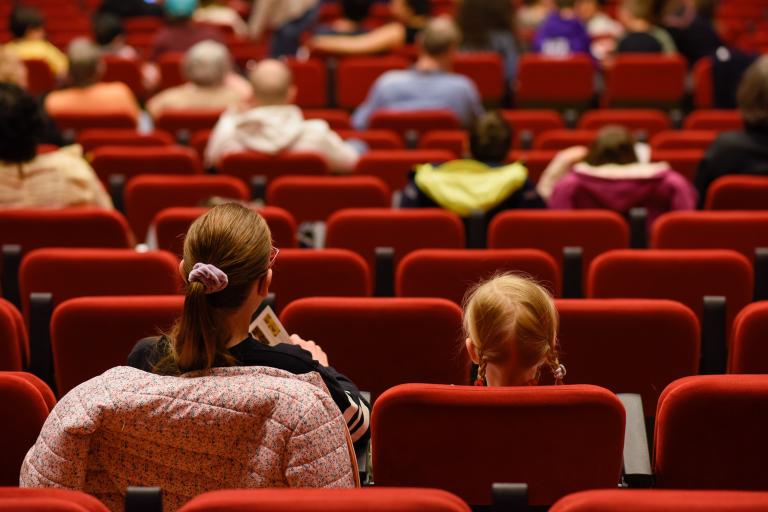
[463,273,565,387]
[128,203,370,447]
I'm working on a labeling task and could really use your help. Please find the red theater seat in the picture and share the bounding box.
[354,150,454,192]
[516,55,594,107]
[286,58,327,108]
[157,52,185,90]
[534,129,598,150]
[372,383,625,507]
[501,110,565,148]
[418,131,466,157]
[102,55,145,99]
[684,110,742,131]
[453,52,505,103]
[650,130,718,151]
[550,489,768,512]
[22,59,55,95]
[369,110,461,140]
[302,109,351,130]
[577,109,670,137]
[336,129,403,150]
[705,175,768,210]
[0,300,25,371]
[50,112,137,133]
[603,54,686,107]
[650,149,703,182]
[154,109,225,137]
[77,129,174,153]
[729,302,768,373]
[336,57,408,109]
[692,57,714,109]
[220,152,329,184]
[507,149,559,183]
[90,146,202,184]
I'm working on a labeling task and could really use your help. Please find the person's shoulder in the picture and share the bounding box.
[127,335,166,370]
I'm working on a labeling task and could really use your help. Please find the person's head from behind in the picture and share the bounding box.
[342,0,372,23]
[458,0,513,47]
[463,273,562,387]
[555,0,577,13]
[9,6,45,40]
[585,125,638,166]
[417,16,462,64]
[575,0,602,22]
[67,38,103,87]
[161,203,274,374]
[248,59,296,106]
[0,83,45,165]
[0,46,28,89]
[469,111,512,163]
[184,40,231,88]
[390,0,431,23]
[93,13,125,48]
[165,0,199,23]
[737,55,768,129]
[618,0,654,26]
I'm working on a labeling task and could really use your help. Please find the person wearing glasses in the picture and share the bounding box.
[128,203,370,447]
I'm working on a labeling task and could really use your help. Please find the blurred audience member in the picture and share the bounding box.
[249,0,321,57]
[616,0,676,53]
[315,0,372,36]
[352,17,482,129]
[147,41,249,119]
[93,13,159,90]
[659,0,720,64]
[205,59,361,172]
[517,0,555,34]
[45,38,140,124]
[458,0,518,83]
[97,0,164,18]
[308,0,429,55]
[5,6,67,78]
[152,0,225,60]
[0,83,111,209]
[575,0,623,61]
[194,0,249,38]
[532,0,592,57]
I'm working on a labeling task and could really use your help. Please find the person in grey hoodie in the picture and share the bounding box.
[204,59,361,172]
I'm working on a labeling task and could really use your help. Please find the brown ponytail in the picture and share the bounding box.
[155,203,272,375]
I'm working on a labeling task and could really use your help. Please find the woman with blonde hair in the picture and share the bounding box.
[463,273,565,387]
[128,203,370,447]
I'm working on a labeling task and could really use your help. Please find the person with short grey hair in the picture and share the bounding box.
[146,40,250,119]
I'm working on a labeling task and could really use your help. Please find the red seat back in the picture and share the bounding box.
[157,52,185,90]
[22,59,56,95]
[550,489,768,512]
[90,146,202,183]
[516,55,594,105]
[729,302,768,373]
[336,129,403,149]
[692,57,714,109]
[534,129,598,150]
[655,375,768,490]
[501,110,565,148]
[287,58,327,108]
[302,109,351,130]
[650,149,703,182]
[267,175,390,224]
[454,52,504,103]
[154,206,297,256]
[78,129,174,153]
[372,383,625,506]
[220,152,329,184]
[418,131,466,158]
[102,56,145,99]
[650,130,718,151]
[369,110,461,139]
[577,109,670,137]
[52,295,182,396]
[684,110,742,131]
[51,112,137,133]
[397,248,561,301]
[336,57,408,109]
[603,54,686,107]
[354,150,454,192]
[556,299,699,416]
[0,486,111,511]
[508,149,559,183]
[154,109,225,137]
[705,175,768,210]
[281,298,467,401]
[0,300,25,371]
[125,175,250,242]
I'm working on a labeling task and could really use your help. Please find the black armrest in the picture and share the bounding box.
[754,248,768,301]
[700,295,727,374]
[628,208,648,249]
[617,393,653,488]
[519,130,534,150]
[125,487,162,512]
[562,247,583,299]
[1,244,22,308]
[403,130,419,149]
[28,292,55,390]
[633,130,649,144]
[108,174,126,214]
[250,175,268,201]
[176,129,191,146]
[374,247,395,297]
[466,210,487,249]
[492,483,528,512]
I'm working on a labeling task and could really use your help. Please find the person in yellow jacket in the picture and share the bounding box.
[4,6,67,79]
[402,111,545,216]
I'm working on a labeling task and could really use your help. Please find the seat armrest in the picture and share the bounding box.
[754,248,768,301]
[374,247,395,297]
[250,175,267,201]
[492,482,528,512]
[562,246,583,298]
[1,244,22,308]
[466,210,487,249]
[125,487,162,512]
[628,208,648,249]
[701,295,727,374]
[618,393,653,488]
[28,292,55,390]
[108,174,126,214]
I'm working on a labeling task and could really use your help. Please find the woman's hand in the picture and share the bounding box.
[289,334,329,367]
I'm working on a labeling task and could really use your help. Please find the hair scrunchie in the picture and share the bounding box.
[188,262,228,294]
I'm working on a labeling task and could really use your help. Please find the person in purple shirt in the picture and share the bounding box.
[532,0,592,57]
[351,17,483,130]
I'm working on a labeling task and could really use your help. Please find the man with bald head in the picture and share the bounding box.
[351,16,482,130]
[205,59,361,171]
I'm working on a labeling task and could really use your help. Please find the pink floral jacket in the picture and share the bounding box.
[20,366,358,511]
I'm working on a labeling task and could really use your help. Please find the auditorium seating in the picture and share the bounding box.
[102,55,145,99]
[550,489,768,512]
[336,56,409,109]
[335,129,404,149]
[453,52,505,104]
[280,297,468,400]
[534,129,598,150]
[577,109,670,138]
[50,112,137,134]
[501,110,565,149]
[603,54,687,108]
[507,149,559,183]
[369,110,461,141]
[650,149,703,182]
[219,151,329,185]
[0,299,26,371]
[417,131,465,157]
[0,487,110,512]
[516,55,594,108]
[371,383,625,507]
[90,145,203,184]
[77,129,174,153]
[650,130,718,151]
[705,175,768,210]
[683,110,742,131]
[22,59,56,96]
[729,302,768,374]
[286,58,328,108]
[354,150,455,192]
[154,109,226,140]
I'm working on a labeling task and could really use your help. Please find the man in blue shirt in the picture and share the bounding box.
[352,16,483,130]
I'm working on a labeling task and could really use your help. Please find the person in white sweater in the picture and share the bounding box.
[205,59,362,172]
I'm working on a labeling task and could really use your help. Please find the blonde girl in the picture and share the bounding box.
[463,273,566,387]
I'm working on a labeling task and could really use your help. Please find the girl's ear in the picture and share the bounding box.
[465,337,480,364]
[178,259,186,282]
[257,268,272,297]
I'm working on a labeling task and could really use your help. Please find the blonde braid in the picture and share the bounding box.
[475,356,487,386]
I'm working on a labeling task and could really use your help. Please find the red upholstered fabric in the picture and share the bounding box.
[102,55,145,99]
[555,299,699,416]
[516,55,594,105]
[281,298,467,400]
[51,295,183,396]
[157,52,184,90]
[534,129,598,150]
[729,302,768,373]
[0,487,110,512]
[418,131,466,158]
[336,57,408,109]
[0,209,132,252]
[266,176,390,224]
[22,59,55,95]
[577,109,671,137]
[286,58,327,108]
[270,249,370,312]
[396,248,561,301]
[692,57,714,109]
[154,109,225,135]
[90,145,202,183]
[302,109,351,130]
[220,152,329,183]
[372,384,625,506]
[326,208,464,278]
[354,150,455,192]
[650,149,703,182]
[488,210,629,273]
[369,111,461,140]
[507,149,560,183]
[19,248,181,320]
[684,110,743,131]
[603,54,686,107]
[77,129,174,153]
[125,175,250,242]
[0,373,50,486]
[0,301,24,371]
[550,489,768,512]
[5,372,55,412]
[500,110,565,148]
[655,375,768,490]
[153,206,297,256]
[650,130,718,151]
[335,130,404,150]
[587,249,753,325]
[50,112,136,132]
[178,488,471,512]
[453,52,504,103]
[705,175,768,210]
[651,211,768,259]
